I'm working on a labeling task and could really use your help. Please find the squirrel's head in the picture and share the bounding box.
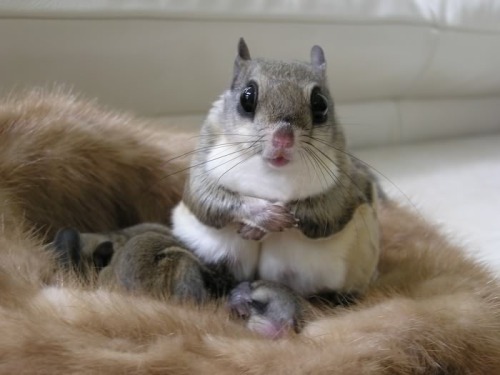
[211,38,345,170]
[231,38,330,128]
[202,39,347,200]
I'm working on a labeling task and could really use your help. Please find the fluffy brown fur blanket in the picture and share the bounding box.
[0,90,499,374]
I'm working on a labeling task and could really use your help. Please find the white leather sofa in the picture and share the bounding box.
[1,0,499,272]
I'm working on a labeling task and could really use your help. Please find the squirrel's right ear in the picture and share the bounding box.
[311,45,327,73]
[234,38,251,78]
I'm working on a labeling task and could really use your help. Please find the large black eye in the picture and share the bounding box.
[310,87,328,124]
[240,81,258,113]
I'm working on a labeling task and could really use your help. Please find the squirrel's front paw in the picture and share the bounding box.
[239,199,298,240]
[237,223,267,241]
[259,203,298,231]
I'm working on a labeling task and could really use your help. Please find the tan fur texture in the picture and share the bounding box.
[0,88,193,239]
[0,90,499,374]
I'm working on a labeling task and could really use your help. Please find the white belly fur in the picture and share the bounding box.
[172,201,380,295]
[260,202,380,295]
[171,201,260,280]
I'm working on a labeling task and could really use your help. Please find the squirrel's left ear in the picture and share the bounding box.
[311,45,326,73]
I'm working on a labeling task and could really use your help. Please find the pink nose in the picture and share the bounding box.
[272,128,294,149]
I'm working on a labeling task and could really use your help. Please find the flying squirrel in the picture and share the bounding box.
[53,223,234,303]
[172,38,381,297]
[51,39,382,338]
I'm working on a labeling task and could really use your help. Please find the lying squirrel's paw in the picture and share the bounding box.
[227,280,310,339]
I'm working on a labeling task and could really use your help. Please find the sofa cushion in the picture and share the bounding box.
[1,0,499,147]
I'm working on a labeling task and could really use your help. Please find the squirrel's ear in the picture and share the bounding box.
[53,227,82,268]
[311,45,326,73]
[234,38,251,79]
[238,37,251,61]
[93,241,114,270]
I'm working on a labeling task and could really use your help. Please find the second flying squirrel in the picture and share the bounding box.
[172,38,381,297]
